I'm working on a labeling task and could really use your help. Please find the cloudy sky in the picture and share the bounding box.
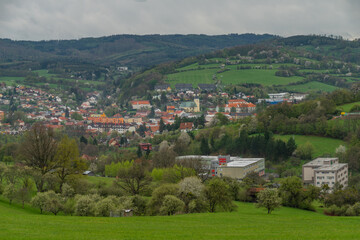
[0,0,359,41]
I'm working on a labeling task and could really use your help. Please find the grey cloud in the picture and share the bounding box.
[0,0,358,40]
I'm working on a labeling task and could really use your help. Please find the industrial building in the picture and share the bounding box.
[176,155,265,180]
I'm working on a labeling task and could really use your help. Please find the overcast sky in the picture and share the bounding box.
[0,0,359,41]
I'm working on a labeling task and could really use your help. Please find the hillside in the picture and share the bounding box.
[120,35,360,100]
[1,200,360,240]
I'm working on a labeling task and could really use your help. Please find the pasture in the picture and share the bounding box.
[274,134,345,158]
[337,101,360,112]
[1,199,360,239]
[283,81,338,93]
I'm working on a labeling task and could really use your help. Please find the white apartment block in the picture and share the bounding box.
[302,158,348,191]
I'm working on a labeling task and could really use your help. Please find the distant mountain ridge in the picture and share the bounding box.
[0,33,275,69]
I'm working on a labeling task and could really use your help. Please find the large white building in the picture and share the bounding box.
[302,157,348,191]
[176,155,265,180]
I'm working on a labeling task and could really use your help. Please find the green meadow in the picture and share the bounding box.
[274,135,345,158]
[1,199,360,240]
[166,69,216,87]
[283,81,338,93]
[337,101,360,112]
[219,68,303,86]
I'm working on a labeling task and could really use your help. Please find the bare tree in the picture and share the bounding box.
[115,161,151,195]
[21,123,58,192]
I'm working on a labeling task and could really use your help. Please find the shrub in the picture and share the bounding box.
[63,198,76,216]
[75,195,96,216]
[148,184,179,215]
[188,198,208,213]
[43,191,63,216]
[31,192,49,214]
[95,197,116,217]
[256,188,282,214]
[61,183,75,199]
[352,202,360,215]
[160,195,185,216]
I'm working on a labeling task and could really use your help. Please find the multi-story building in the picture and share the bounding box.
[176,155,265,180]
[302,157,348,191]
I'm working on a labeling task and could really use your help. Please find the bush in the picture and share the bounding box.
[63,198,76,216]
[352,202,360,215]
[31,192,49,214]
[132,195,147,216]
[148,184,179,215]
[256,188,282,214]
[43,191,63,216]
[188,198,208,213]
[324,205,342,216]
[160,195,185,216]
[345,206,356,216]
[75,195,97,216]
[95,197,116,217]
[61,183,75,199]
[295,142,314,160]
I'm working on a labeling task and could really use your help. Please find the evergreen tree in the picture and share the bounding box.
[286,137,297,156]
[80,136,88,145]
[159,119,166,133]
[137,145,143,158]
[65,108,70,118]
[200,138,211,155]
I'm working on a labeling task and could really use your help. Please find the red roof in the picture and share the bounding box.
[179,122,193,130]
[131,100,150,105]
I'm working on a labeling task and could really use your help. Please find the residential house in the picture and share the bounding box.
[130,100,151,110]
[179,122,193,132]
[175,83,193,91]
[154,84,171,92]
[198,84,216,92]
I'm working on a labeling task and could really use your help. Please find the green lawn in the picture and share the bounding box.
[0,77,25,85]
[166,69,216,87]
[219,68,303,86]
[1,200,360,239]
[274,135,345,158]
[85,176,115,187]
[283,81,338,93]
[33,70,57,78]
[337,101,360,112]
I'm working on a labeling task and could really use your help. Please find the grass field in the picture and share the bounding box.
[274,135,345,158]
[1,199,360,239]
[166,67,304,87]
[85,176,115,187]
[283,81,338,93]
[166,69,216,87]
[219,68,303,86]
[337,101,360,112]
[0,76,26,85]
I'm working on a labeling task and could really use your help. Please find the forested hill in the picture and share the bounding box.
[0,34,275,69]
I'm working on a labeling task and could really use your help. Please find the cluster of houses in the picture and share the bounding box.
[0,82,310,147]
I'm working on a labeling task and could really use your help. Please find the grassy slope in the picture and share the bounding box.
[283,81,339,93]
[1,200,360,240]
[166,64,304,87]
[274,135,345,158]
[167,69,216,87]
[219,68,303,86]
[337,101,360,112]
